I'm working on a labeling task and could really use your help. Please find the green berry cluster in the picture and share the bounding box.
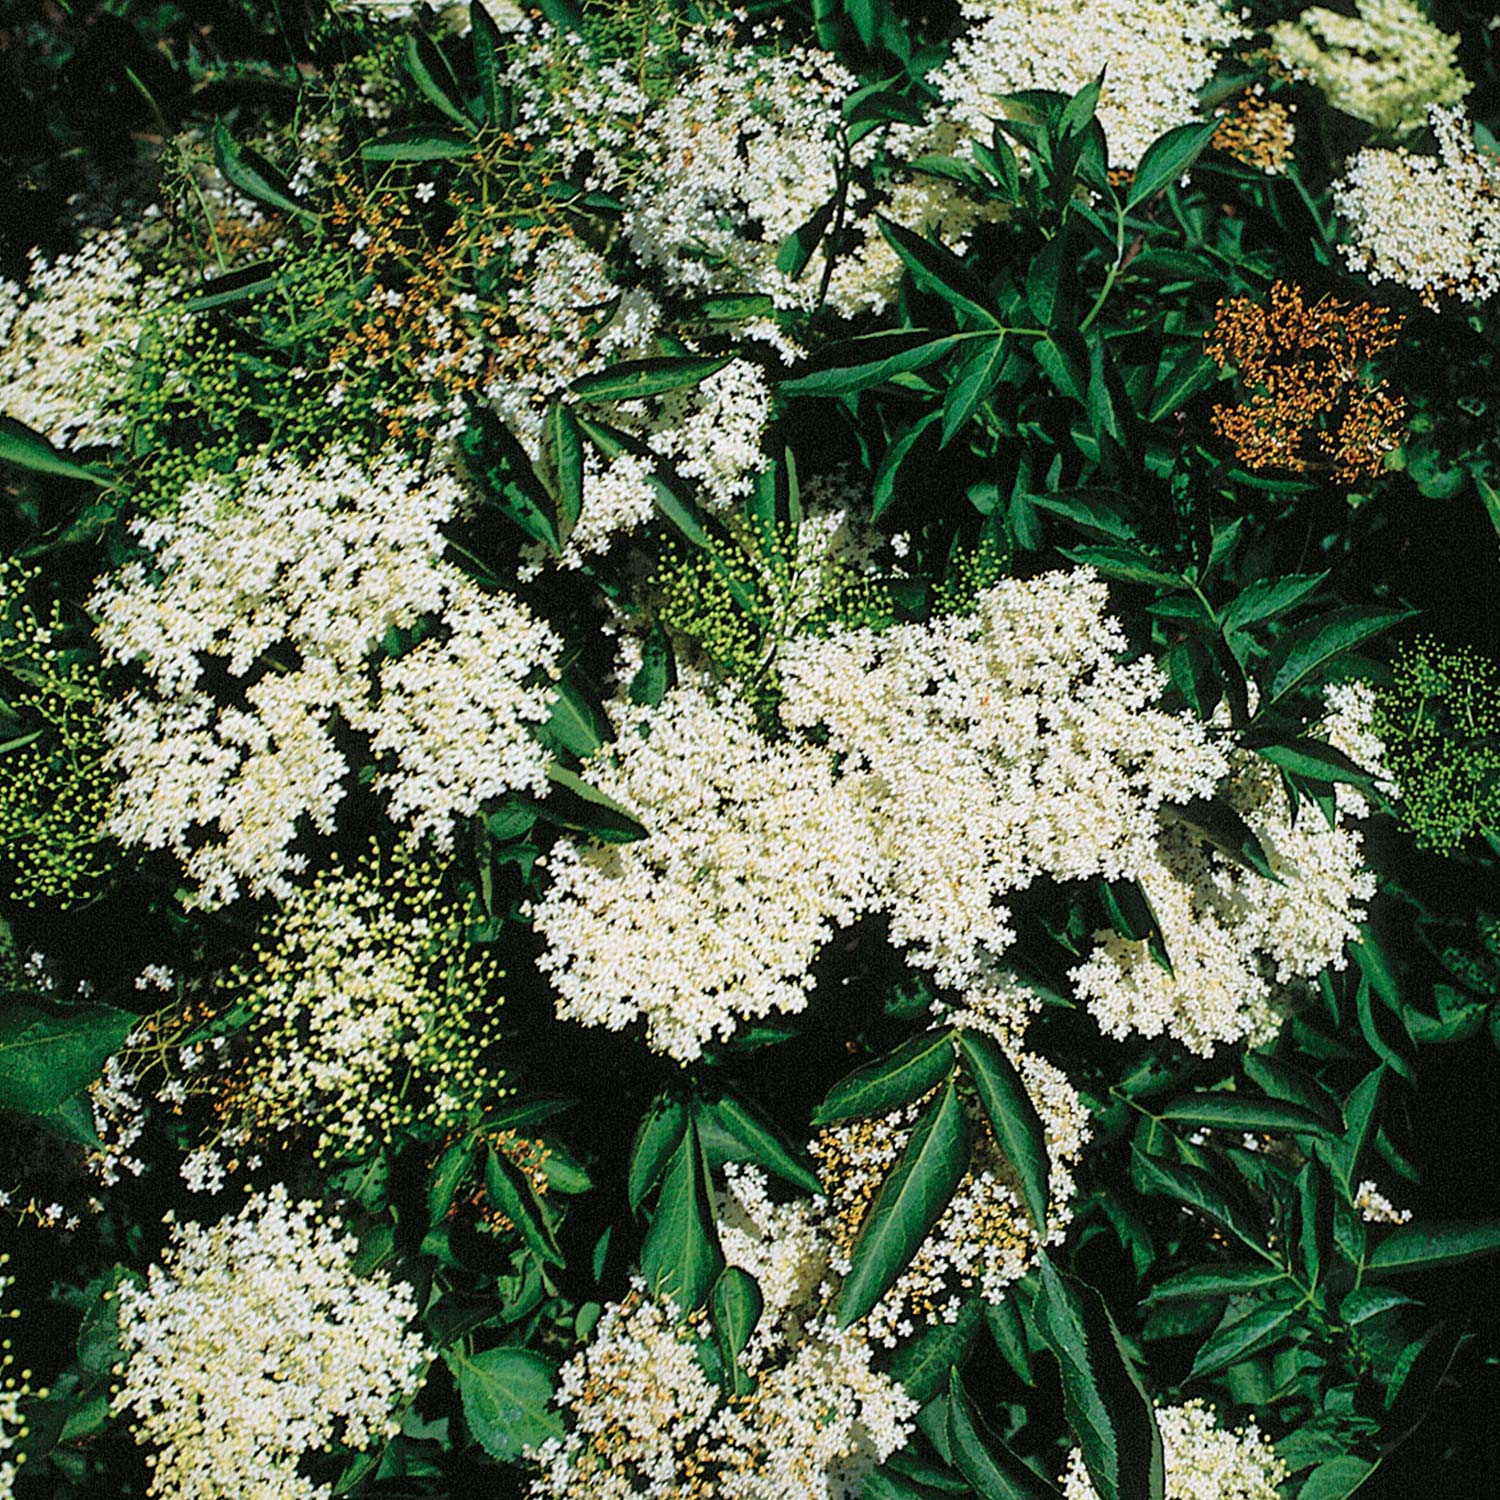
[1374,637,1500,853]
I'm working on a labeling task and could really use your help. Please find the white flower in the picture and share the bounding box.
[113,1187,430,1500]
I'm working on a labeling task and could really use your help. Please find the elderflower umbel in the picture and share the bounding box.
[525,1173,916,1500]
[1333,106,1500,308]
[529,678,878,1062]
[0,229,158,449]
[90,448,560,905]
[1060,1399,1287,1500]
[113,1187,430,1500]
[905,0,1246,172]
[812,1048,1089,1346]
[1,1259,43,1500]
[1271,0,1468,133]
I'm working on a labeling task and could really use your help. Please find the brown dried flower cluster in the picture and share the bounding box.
[1205,280,1407,483]
[1212,89,1296,175]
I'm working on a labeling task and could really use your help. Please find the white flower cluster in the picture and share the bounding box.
[529,678,875,1063]
[779,570,1226,1002]
[1071,735,1380,1056]
[1271,0,1468,133]
[526,1171,916,1500]
[813,1049,1090,1345]
[1333,106,1500,308]
[90,448,560,905]
[1355,1178,1413,1224]
[905,0,1246,172]
[113,1186,430,1500]
[0,229,157,449]
[1060,1399,1287,1500]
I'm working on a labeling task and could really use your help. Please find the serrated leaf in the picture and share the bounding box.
[404,32,474,129]
[1158,1092,1335,1139]
[957,1030,1050,1229]
[1248,737,1378,790]
[813,1029,957,1126]
[1157,798,1278,882]
[781,331,966,398]
[484,1145,563,1267]
[873,409,943,521]
[0,1004,136,1115]
[569,354,734,402]
[1243,1052,1344,1134]
[712,1265,763,1393]
[428,1137,476,1225]
[361,127,476,161]
[450,1347,563,1461]
[1034,1258,1164,1500]
[1222,573,1328,634]
[1188,1299,1299,1379]
[471,2,506,122]
[888,1294,984,1404]
[1126,118,1220,209]
[1366,1220,1500,1274]
[878,215,1002,327]
[1141,1265,1290,1304]
[704,1094,822,1196]
[629,1095,688,1212]
[0,416,112,485]
[948,1366,1067,1500]
[1059,545,1183,589]
[838,1078,971,1326]
[457,404,562,553]
[641,1117,723,1310]
[1146,347,1216,422]
[1131,1147,1264,1251]
[1266,607,1412,707]
[941,334,1008,446]
[1027,487,1136,542]
[543,402,583,538]
[540,762,647,843]
[776,193,839,280]
[540,677,611,759]
[213,121,319,223]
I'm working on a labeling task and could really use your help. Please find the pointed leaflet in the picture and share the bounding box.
[873,409,943,520]
[813,1028,957,1126]
[629,1095,689,1211]
[1156,798,1278,882]
[1157,1093,1335,1140]
[361,128,476,161]
[942,334,1009,446]
[1126,118,1221,209]
[947,1367,1068,1500]
[838,1077,971,1327]
[1188,1299,1300,1380]
[1366,1220,1500,1274]
[404,32,474,130]
[1130,1147,1264,1252]
[471,2,506,123]
[877,215,1003,327]
[956,1030,1050,1230]
[1243,1052,1344,1134]
[702,1094,822,1196]
[0,418,111,486]
[568,354,734,402]
[890,1295,985,1404]
[1034,1258,1165,1500]
[780,330,967,399]
[0,1005,137,1115]
[543,402,583,539]
[711,1265,763,1394]
[450,1346,563,1461]
[1222,572,1328,634]
[1265,606,1412,708]
[1145,348,1216,422]
[485,1146,564,1266]
[641,1114,723,1311]
[213,121,319,224]
[541,763,647,844]
[540,676,611,759]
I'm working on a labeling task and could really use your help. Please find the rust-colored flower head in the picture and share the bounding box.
[1204,280,1407,484]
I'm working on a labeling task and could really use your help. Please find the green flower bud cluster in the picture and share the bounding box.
[1373,637,1500,853]
[0,566,117,908]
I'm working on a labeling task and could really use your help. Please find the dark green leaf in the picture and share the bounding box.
[428,1137,476,1225]
[776,194,838,280]
[471,2,506,122]
[1141,1265,1289,1304]
[450,1347,563,1461]
[541,677,611,759]
[705,1094,822,1196]
[873,410,943,520]
[213,121,318,223]
[1222,573,1328,634]
[1145,348,1216,422]
[1126,119,1221,209]
[1188,1300,1299,1379]
[889,1295,984,1404]
[641,1117,723,1310]
[1158,1092,1335,1139]
[569,355,734,403]
[361,127,476,161]
[543,402,583,538]
[404,32,474,129]
[781,331,966,398]
[1266,607,1412,707]
[484,1146,563,1266]
[1130,1147,1264,1251]
[1248,737,1378,790]
[1367,1220,1500,1274]
[878,215,1002,327]
[629,1095,688,1212]
[0,417,111,486]
[838,1078,971,1326]
[1033,1258,1164,1500]
[0,1005,135,1115]
[1243,1052,1344,1134]
[957,1030,1050,1229]
[941,334,1008,446]
[1297,1458,1377,1500]
[1158,798,1278,882]
[712,1265,763,1393]
[541,762,648,844]
[1059,545,1183,589]
[947,1367,1067,1500]
[813,1029,957,1125]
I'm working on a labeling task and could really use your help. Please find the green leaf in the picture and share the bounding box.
[1158,1092,1335,1140]
[873,410,942,520]
[0,1005,135,1115]
[1026,237,1067,328]
[471,2,506,123]
[541,677,611,759]
[1366,1220,1500,1274]
[1384,1321,1462,1425]
[700,293,777,322]
[534,0,585,33]
[543,402,583,538]
[1141,1265,1290,1304]
[541,763,648,844]
[957,1030,1050,1230]
[704,1094,822,1196]
[1243,1052,1344,1134]
[711,1265,763,1392]
[0,417,111,486]
[1130,1147,1263,1251]
[781,331,966,399]
[1033,1258,1165,1500]
[404,32,474,130]
[1297,1458,1377,1500]
[941,334,1008,447]
[776,193,838,280]
[457,405,562,553]
[947,1367,1067,1500]
[428,1137,476,1224]
[1059,545,1183,589]
[1248,737,1378,791]
[1266,607,1412,707]
[1146,348,1216,423]
[1126,119,1221,209]
[1222,573,1328,634]
[1332,1065,1383,1192]
[450,1347,563,1461]
[361,127,476,161]
[889,1295,984,1404]
[1188,1299,1299,1379]
[838,1078,971,1327]
[641,1117,723,1311]
[813,1029,957,1126]
[569,355,734,403]
[484,1145,563,1266]
[1027,487,1135,543]
[629,1095,688,1212]
[1099,879,1171,973]
[213,121,319,224]
[878,216,1002,327]
[1157,798,1278,882]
